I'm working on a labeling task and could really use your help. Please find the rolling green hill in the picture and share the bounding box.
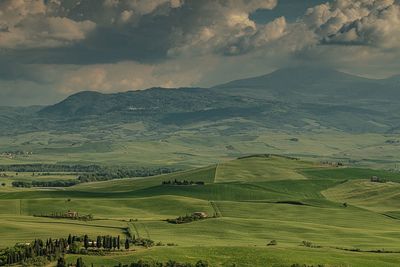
[323,179,400,212]
[3,67,400,173]
[1,156,400,266]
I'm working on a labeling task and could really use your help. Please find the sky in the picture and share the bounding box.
[1,0,400,106]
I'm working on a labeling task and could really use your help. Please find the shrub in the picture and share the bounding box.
[302,241,313,247]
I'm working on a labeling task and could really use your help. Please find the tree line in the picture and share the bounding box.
[167,214,209,224]
[0,164,177,182]
[0,238,68,266]
[59,258,209,267]
[34,212,93,221]
[0,233,153,266]
[0,234,132,266]
[78,167,177,182]
[12,180,79,188]
[3,164,178,187]
[0,164,104,173]
[162,179,205,186]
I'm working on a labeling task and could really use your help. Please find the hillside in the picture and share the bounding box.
[1,156,400,266]
[2,67,400,170]
[0,67,392,130]
[39,88,255,119]
[215,66,400,104]
[0,67,398,136]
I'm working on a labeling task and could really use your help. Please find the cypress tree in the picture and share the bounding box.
[96,236,102,249]
[76,257,85,267]
[57,257,66,267]
[125,239,130,250]
[112,237,117,249]
[84,235,89,249]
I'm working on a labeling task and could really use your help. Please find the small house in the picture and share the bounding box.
[192,212,208,218]
[65,210,78,218]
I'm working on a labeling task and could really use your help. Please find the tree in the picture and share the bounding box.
[96,236,102,249]
[112,237,117,250]
[125,239,130,250]
[84,235,89,249]
[117,235,120,250]
[67,234,72,245]
[195,260,209,267]
[56,257,66,267]
[76,257,85,267]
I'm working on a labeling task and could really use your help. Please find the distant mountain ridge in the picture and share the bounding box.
[39,87,259,119]
[215,66,400,104]
[4,66,400,134]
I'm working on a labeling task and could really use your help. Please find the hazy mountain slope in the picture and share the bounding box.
[39,88,256,119]
[2,66,400,135]
[215,66,400,106]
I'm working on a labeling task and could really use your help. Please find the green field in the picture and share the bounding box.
[2,127,400,170]
[1,155,400,266]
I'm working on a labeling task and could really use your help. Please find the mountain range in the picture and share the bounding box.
[3,66,400,135]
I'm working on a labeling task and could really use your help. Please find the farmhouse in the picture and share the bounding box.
[192,212,208,218]
[65,210,79,218]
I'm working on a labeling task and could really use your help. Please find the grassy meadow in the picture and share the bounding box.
[2,127,400,169]
[1,155,400,266]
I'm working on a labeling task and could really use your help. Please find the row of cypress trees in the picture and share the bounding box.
[0,234,132,266]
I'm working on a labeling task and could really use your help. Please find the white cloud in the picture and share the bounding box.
[56,59,210,95]
[167,0,283,56]
[0,0,96,49]
[304,0,400,48]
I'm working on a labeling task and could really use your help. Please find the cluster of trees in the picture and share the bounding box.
[0,238,68,266]
[116,260,209,267]
[0,234,136,266]
[301,241,321,248]
[57,258,209,267]
[12,180,79,188]
[370,176,387,183]
[56,257,86,267]
[2,163,178,186]
[132,238,154,248]
[78,167,177,183]
[34,212,93,221]
[0,164,177,182]
[65,259,209,267]
[83,235,121,251]
[0,164,103,173]
[167,214,208,224]
[290,264,326,267]
[162,179,205,186]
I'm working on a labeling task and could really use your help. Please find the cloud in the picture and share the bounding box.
[166,0,283,56]
[304,0,400,48]
[2,0,400,106]
[0,0,96,49]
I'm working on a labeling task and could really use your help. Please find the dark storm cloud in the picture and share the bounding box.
[0,0,281,64]
[1,0,400,106]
